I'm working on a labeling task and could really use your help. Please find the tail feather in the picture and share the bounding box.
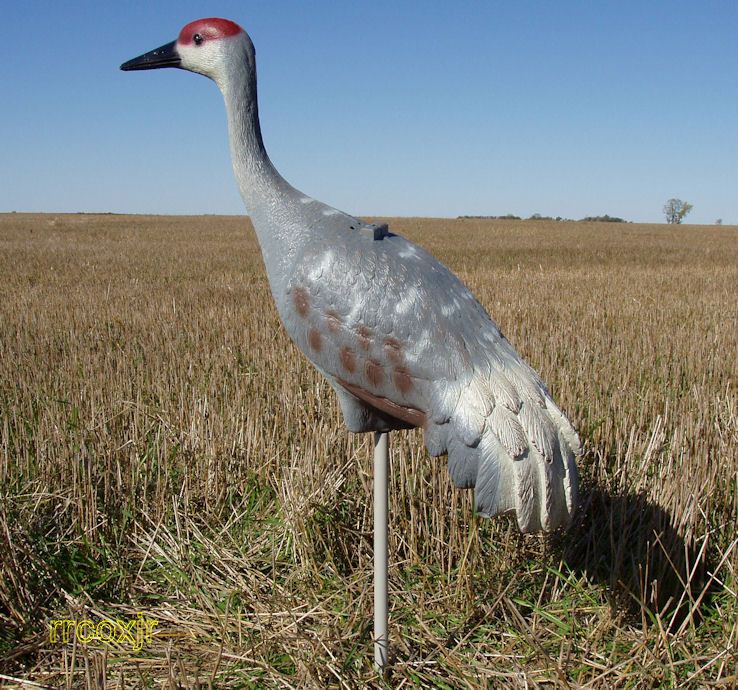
[545,397,582,456]
[519,401,557,463]
[489,405,527,458]
[512,452,540,532]
[424,420,449,457]
[558,429,579,516]
[447,433,480,489]
[424,374,580,533]
[474,432,515,516]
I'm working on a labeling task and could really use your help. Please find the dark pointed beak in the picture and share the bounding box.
[120,40,180,71]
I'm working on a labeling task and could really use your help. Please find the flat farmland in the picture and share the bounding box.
[1,213,736,688]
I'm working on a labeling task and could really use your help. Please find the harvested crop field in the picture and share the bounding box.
[1,213,736,688]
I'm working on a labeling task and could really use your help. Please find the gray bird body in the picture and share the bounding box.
[260,192,578,533]
[122,19,580,533]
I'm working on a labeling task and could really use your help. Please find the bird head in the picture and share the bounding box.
[120,18,253,87]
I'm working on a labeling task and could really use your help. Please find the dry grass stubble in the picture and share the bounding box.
[0,213,736,687]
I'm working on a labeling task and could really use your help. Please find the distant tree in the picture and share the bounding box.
[663,198,693,224]
[581,214,626,223]
[716,218,723,225]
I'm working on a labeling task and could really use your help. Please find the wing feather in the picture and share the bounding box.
[489,405,528,458]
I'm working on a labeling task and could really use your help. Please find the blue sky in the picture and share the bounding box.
[2,1,736,223]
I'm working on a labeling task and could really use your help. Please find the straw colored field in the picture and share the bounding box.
[1,213,736,688]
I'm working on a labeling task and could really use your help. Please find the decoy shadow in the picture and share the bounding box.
[552,480,717,630]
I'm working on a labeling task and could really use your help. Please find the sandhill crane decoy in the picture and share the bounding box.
[121,18,580,672]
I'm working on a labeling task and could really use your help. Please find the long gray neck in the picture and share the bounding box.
[218,45,303,294]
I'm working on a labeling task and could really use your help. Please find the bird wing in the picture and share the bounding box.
[281,221,579,532]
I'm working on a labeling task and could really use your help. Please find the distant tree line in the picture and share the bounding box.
[458,213,627,222]
[457,199,725,225]
[580,214,627,222]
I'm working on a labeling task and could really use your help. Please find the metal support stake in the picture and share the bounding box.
[373,431,389,673]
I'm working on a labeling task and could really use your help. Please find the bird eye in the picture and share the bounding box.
[193,33,203,46]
